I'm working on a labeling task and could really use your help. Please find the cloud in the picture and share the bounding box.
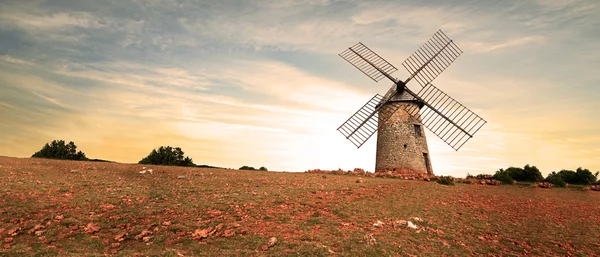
[0,55,34,66]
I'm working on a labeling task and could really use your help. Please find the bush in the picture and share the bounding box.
[436,176,455,186]
[138,146,195,167]
[493,171,514,185]
[32,140,87,160]
[259,166,268,171]
[491,165,543,183]
[239,166,256,170]
[548,168,597,185]
[545,172,566,187]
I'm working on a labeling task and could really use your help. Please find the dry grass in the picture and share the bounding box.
[0,156,599,256]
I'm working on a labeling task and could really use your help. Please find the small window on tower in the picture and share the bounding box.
[414,124,422,136]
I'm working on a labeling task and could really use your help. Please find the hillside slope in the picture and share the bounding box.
[0,157,599,256]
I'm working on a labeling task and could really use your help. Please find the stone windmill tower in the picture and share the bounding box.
[337,30,487,176]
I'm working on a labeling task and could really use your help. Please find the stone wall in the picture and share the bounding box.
[375,101,433,176]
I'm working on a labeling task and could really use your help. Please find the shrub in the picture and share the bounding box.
[545,172,566,187]
[138,146,195,167]
[436,176,455,186]
[259,166,268,171]
[466,173,474,179]
[239,166,256,170]
[548,168,597,185]
[32,140,87,160]
[493,171,514,185]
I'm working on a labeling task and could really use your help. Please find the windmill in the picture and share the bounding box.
[337,30,486,176]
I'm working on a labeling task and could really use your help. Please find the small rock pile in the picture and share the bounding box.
[589,185,600,191]
[455,177,501,186]
[306,168,368,176]
[533,182,554,188]
[373,169,432,181]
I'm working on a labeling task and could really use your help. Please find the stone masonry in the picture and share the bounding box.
[375,101,433,176]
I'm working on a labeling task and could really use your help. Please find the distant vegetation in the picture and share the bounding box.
[435,176,455,186]
[472,165,598,187]
[139,146,195,167]
[32,140,88,161]
[545,168,598,187]
[239,166,268,171]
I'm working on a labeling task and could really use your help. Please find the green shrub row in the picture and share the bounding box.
[472,164,599,187]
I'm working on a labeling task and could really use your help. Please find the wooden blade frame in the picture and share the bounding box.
[336,94,403,148]
[404,84,487,150]
[339,42,398,82]
[402,30,463,88]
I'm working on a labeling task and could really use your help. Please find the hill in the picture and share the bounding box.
[0,156,598,256]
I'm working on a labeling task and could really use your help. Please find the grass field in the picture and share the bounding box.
[1,156,599,256]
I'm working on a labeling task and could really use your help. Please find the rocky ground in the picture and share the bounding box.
[1,156,599,256]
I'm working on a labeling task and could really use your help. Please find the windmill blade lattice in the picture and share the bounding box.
[339,42,398,83]
[402,84,487,150]
[402,30,463,88]
[337,94,403,148]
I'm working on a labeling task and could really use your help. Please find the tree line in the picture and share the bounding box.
[469,164,599,187]
[30,139,267,171]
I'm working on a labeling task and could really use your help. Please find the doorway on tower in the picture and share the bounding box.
[423,152,432,175]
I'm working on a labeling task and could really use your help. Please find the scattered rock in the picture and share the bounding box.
[7,228,21,236]
[70,169,80,173]
[139,168,154,174]
[322,175,327,179]
[135,230,152,240]
[223,229,235,237]
[590,185,600,191]
[373,220,384,228]
[485,179,501,186]
[142,236,152,242]
[411,217,423,222]
[192,228,209,240]
[177,175,186,179]
[111,243,121,248]
[3,237,13,243]
[84,223,100,234]
[34,230,44,236]
[3,244,10,249]
[28,224,45,234]
[261,245,269,251]
[55,215,64,221]
[392,220,407,228]
[114,233,127,242]
[407,221,418,229]
[364,234,376,245]
[162,221,172,226]
[537,182,554,188]
[356,178,363,183]
[267,237,278,247]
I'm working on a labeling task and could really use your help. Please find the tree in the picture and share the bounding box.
[546,168,597,185]
[32,140,87,160]
[239,166,256,170]
[259,166,268,171]
[493,165,543,183]
[545,171,566,187]
[138,146,195,167]
[493,171,514,185]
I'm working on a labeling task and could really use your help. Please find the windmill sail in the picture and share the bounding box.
[401,30,463,88]
[337,94,403,148]
[339,42,398,83]
[402,84,486,150]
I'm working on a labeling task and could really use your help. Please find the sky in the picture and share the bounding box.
[0,0,599,177]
